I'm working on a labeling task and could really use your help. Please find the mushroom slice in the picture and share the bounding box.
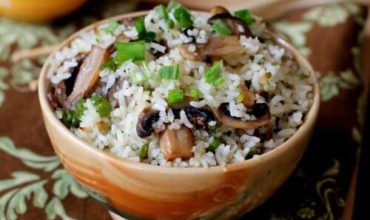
[179,45,201,61]
[199,36,245,63]
[183,105,215,128]
[216,103,271,129]
[136,107,160,138]
[67,45,109,107]
[240,84,255,108]
[159,126,194,161]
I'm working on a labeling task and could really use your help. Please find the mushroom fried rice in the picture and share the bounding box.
[47,2,315,167]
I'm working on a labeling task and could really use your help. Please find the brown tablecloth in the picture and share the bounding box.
[0,1,367,219]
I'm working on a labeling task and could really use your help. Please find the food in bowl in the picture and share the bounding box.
[46,2,314,168]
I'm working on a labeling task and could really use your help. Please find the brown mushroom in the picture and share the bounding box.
[159,126,194,161]
[210,6,229,16]
[216,102,271,129]
[240,84,255,108]
[136,107,161,138]
[179,45,201,61]
[169,100,216,129]
[67,45,109,107]
[198,35,245,66]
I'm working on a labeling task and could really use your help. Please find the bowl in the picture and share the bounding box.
[0,0,86,22]
[38,11,320,220]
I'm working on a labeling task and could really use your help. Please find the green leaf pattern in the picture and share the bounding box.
[319,70,359,102]
[0,138,88,220]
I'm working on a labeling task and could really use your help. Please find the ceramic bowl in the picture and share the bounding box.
[0,0,86,22]
[38,11,320,220]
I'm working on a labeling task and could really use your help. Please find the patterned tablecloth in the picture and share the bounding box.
[0,1,367,219]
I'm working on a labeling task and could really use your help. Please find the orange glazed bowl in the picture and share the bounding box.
[0,0,86,22]
[38,10,320,220]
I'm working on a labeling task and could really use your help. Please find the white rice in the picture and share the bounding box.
[47,6,314,168]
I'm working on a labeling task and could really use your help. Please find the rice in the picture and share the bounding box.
[47,3,314,168]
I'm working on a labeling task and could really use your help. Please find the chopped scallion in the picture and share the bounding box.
[100,58,117,71]
[91,95,112,118]
[114,41,145,65]
[139,144,149,160]
[168,89,184,104]
[234,9,254,26]
[102,21,120,33]
[62,110,79,128]
[189,88,201,98]
[208,137,222,152]
[75,99,86,120]
[158,65,180,80]
[299,72,308,80]
[155,5,174,28]
[167,1,193,28]
[135,17,156,42]
[204,60,224,86]
[212,19,232,36]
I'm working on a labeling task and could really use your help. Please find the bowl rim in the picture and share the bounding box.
[38,10,320,174]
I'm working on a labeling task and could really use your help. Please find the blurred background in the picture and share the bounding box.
[0,0,368,219]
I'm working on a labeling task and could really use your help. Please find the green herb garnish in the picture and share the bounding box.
[100,58,117,71]
[75,99,86,120]
[114,41,146,65]
[168,1,193,28]
[189,88,201,98]
[204,60,224,86]
[208,137,222,152]
[299,72,308,80]
[212,19,232,36]
[139,144,149,160]
[168,89,184,104]
[245,146,262,159]
[62,110,79,128]
[158,65,180,80]
[102,20,120,33]
[155,5,174,28]
[135,17,156,42]
[91,95,112,118]
[234,9,254,26]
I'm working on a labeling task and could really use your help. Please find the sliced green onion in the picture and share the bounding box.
[245,146,262,159]
[234,9,254,26]
[102,20,120,33]
[135,17,156,42]
[212,19,232,36]
[114,41,145,65]
[208,124,220,135]
[158,65,179,80]
[100,58,117,71]
[204,60,224,86]
[135,17,146,35]
[189,88,201,98]
[142,62,152,78]
[299,72,308,80]
[62,110,79,128]
[74,99,86,120]
[167,1,182,11]
[139,144,149,160]
[91,95,112,118]
[168,89,184,104]
[173,6,193,28]
[155,5,174,28]
[167,1,193,28]
[208,137,222,152]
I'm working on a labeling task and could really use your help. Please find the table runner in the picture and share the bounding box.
[0,1,367,219]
